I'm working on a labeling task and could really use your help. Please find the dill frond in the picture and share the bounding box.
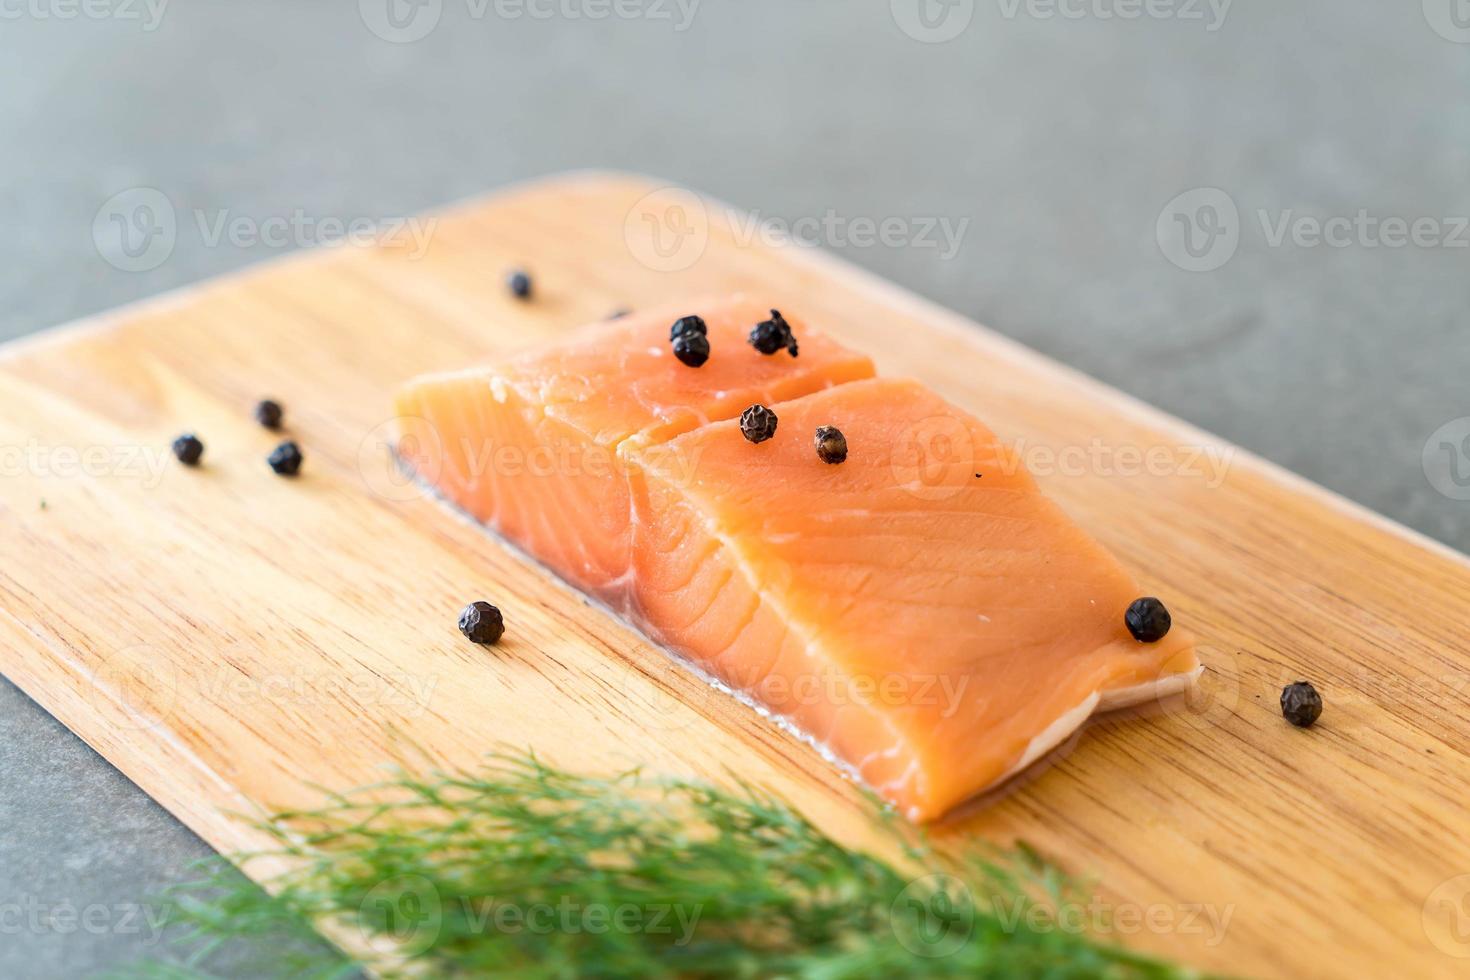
[117,753,1200,979]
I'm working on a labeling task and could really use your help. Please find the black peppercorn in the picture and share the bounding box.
[458,601,505,645]
[1124,597,1171,642]
[254,399,284,431]
[1280,681,1323,728]
[267,440,303,476]
[748,309,798,357]
[172,434,204,466]
[670,315,707,342]
[814,425,847,464]
[507,269,532,300]
[740,404,779,444]
[672,331,710,368]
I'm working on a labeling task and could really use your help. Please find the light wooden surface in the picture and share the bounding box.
[1,173,1466,978]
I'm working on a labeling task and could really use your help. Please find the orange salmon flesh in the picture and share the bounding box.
[394,296,1199,820]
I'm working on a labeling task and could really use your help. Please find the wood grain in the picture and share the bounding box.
[1,172,1466,978]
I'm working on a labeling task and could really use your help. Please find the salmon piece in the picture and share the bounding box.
[395,300,1199,820]
[393,297,875,596]
[625,378,1198,820]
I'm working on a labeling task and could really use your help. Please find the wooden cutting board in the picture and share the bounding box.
[2,173,1466,978]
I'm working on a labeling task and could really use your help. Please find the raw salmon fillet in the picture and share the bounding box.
[394,297,875,595]
[395,299,1199,820]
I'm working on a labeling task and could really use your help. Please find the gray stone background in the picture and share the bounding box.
[2,1,1468,975]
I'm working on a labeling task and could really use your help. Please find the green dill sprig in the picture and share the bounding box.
[121,753,1200,979]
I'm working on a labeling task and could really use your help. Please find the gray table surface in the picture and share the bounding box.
[3,2,1468,976]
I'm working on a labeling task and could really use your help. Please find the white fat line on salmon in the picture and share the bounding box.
[724,209,971,261]
[989,894,1234,946]
[995,0,1231,31]
[192,209,438,258]
[466,0,701,31]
